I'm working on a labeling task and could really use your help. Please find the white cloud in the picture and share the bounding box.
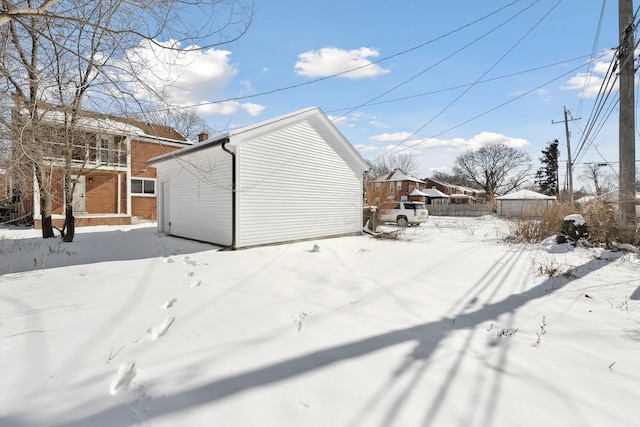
[562,51,618,98]
[369,120,389,129]
[370,132,414,142]
[122,39,264,117]
[353,143,379,153]
[295,47,390,79]
[241,103,265,116]
[365,131,528,152]
[418,131,528,151]
[328,115,350,125]
[561,73,609,98]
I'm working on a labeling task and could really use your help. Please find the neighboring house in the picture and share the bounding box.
[496,189,556,218]
[423,177,482,204]
[577,190,640,217]
[368,169,426,204]
[11,101,190,228]
[409,188,450,205]
[148,107,370,250]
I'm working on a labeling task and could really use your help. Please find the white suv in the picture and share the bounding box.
[378,201,429,227]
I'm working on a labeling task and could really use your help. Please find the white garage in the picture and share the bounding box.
[148,107,370,249]
[496,189,556,218]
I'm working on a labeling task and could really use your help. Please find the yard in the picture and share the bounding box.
[1,216,638,426]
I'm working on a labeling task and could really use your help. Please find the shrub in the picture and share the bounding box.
[504,201,638,246]
[579,201,618,245]
[556,214,589,244]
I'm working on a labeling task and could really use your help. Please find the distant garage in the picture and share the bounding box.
[148,107,370,249]
[496,190,556,218]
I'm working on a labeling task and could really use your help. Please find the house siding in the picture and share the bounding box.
[156,147,233,245]
[235,117,364,248]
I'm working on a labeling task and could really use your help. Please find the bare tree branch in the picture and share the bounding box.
[453,143,532,201]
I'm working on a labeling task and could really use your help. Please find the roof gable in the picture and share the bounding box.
[149,107,369,170]
[378,169,425,183]
[496,189,556,200]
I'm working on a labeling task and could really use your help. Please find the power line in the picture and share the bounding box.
[576,0,607,117]
[370,0,567,163]
[147,0,526,115]
[327,53,602,113]
[332,0,542,123]
[368,56,599,161]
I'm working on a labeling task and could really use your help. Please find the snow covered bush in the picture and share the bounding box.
[556,214,589,245]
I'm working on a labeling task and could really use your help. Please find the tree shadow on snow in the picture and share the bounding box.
[38,251,623,427]
[0,225,218,275]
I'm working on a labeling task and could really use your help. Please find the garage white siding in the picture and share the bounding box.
[234,116,364,247]
[150,107,369,249]
[497,190,556,219]
[157,146,233,246]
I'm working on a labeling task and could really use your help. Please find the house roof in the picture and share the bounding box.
[496,189,556,200]
[12,95,189,144]
[147,107,369,169]
[377,169,425,183]
[424,177,482,194]
[576,191,640,204]
[422,188,450,198]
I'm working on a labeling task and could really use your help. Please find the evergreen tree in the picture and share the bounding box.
[535,140,559,196]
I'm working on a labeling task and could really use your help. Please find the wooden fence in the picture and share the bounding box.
[426,204,493,217]
[363,204,493,231]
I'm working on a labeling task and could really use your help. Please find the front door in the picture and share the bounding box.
[72,176,86,212]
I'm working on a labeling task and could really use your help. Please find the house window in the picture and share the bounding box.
[396,182,402,191]
[390,182,394,194]
[374,182,381,191]
[131,178,155,195]
[98,136,110,164]
[97,134,126,166]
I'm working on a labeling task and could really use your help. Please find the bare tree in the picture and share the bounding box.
[579,163,615,196]
[367,153,418,181]
[453,143,531,202]
[1,0,253,240]
[429,171,477,188]
[141,107,210,143]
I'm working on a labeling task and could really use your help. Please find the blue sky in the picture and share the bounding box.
[138,0,635,188]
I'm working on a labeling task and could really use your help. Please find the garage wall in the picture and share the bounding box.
[498,199,555,218]
[156,146,233,246]
[235,116,365,248]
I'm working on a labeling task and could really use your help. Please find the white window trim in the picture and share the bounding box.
[131,177,156,197]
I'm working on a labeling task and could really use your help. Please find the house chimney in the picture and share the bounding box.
[198,131,209,142]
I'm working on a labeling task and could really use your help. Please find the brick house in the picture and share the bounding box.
[423,177,484,204]
[367,169,426,204]
[11,103,191,228]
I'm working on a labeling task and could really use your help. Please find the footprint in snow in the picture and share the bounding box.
[163,257,174,264]
[160,298,177,309]
[292,312,310,332]
[109,361,137,395]
[185,272,194,277]
[189,280,201,288]
[147,317,175,340]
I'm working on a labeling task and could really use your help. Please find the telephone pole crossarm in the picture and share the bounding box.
[552,107,581,203]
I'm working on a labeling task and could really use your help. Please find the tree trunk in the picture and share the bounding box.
[40,194,55,238]
[62,204,75,242]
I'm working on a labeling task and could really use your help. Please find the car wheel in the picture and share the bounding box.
[397,216,408,227]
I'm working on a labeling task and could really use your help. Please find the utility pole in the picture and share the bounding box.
[618,0,637,242]
[553,107,580,203]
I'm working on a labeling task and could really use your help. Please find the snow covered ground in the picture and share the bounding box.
[1,216,639,426]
